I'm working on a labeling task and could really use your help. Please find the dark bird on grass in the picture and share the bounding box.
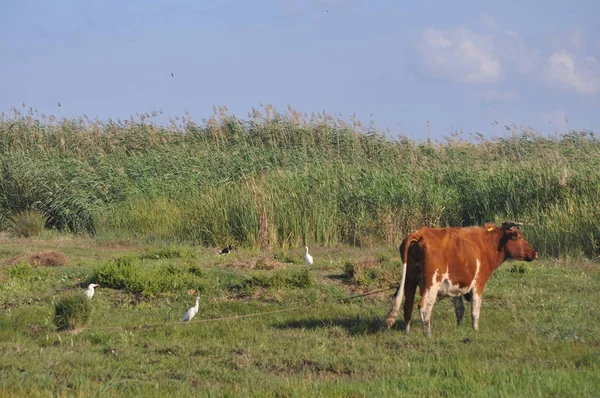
[219,245,234,255]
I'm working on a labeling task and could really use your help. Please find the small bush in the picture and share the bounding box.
[7,262,37,280]
[273,251,299,264]
[238,273,284,291]
[288,268,313,288]
[7,262,51,281]
[343,262,357,278]
[343,260,398,287]
[93,256,206,296]
[233,268,314,293]
[377,254,390,263]
[187,266,205,277]
[343,261,366,285]
[4,209,46,238]
[509,263,530,274]
[139,246,187,260]
[54,295,92,331]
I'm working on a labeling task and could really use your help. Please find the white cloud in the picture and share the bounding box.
[480,89,521,103]
[415,23,599,96]
[417,27,502,84]
[481,14,497,30]
[542,50,600,94]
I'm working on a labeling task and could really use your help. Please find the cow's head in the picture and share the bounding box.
[486,221,538,262]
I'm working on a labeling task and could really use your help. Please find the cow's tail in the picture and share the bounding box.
[384,232,419,329]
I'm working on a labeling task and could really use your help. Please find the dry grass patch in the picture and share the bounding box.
[226,256,285,270]
[8,250,69,267]
[255,256,285,270]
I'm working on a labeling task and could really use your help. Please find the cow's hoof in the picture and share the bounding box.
[383,318,395,330]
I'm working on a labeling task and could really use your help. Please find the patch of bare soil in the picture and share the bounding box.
[8,250,69,267]
[225,256,285,270]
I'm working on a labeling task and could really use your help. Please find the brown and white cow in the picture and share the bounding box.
[384,221,538,335]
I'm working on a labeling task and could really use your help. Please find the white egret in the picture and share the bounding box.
[181,296,200,322]
[304,246,314,265]
[84,283,100,299]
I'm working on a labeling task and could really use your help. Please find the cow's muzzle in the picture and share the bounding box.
[526,252,538,262]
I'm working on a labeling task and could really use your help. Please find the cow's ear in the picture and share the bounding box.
[484,222,496,232]
[505,229,519,240]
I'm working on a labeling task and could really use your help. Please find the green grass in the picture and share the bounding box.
[0,237,598,397]
[53,294,92,331]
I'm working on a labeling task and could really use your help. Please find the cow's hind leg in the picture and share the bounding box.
[403,280,418,333]
[384,285,403,329]
[419,283,440,336]
[453,296,465,326]
[385,256,413,329]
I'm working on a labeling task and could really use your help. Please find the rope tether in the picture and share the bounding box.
[87,286,396,331]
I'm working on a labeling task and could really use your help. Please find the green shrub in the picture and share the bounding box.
[7,262,51,281]
[342,260,398,288]
[7,262,36,280]
[288,268,313,288]
[92,256,206,296]
[233,268,314,294]
[343,261,366,285]
[187,266,205,277]
[4,209,46,238]
[273,251,300,264]
[377,254,390,263]
[54,295,92,331]
[509,262,530,274]
[139,245,187,260]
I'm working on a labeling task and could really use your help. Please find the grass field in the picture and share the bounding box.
[1,235,599,397]
[1,107,599,396]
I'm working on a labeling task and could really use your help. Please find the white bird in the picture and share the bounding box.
[84,283,100,299]
[181,296,200,322]
[304,246,314,265]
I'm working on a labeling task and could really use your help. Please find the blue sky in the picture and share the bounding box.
[1,0,599,141]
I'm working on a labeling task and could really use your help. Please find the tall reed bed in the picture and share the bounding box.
[1,105,599,258]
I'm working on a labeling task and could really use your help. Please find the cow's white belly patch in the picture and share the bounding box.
[437,279,471,297]
[434,259,481,297]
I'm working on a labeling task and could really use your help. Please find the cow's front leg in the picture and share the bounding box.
[452,296,465,326]
[471,291,483,331]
